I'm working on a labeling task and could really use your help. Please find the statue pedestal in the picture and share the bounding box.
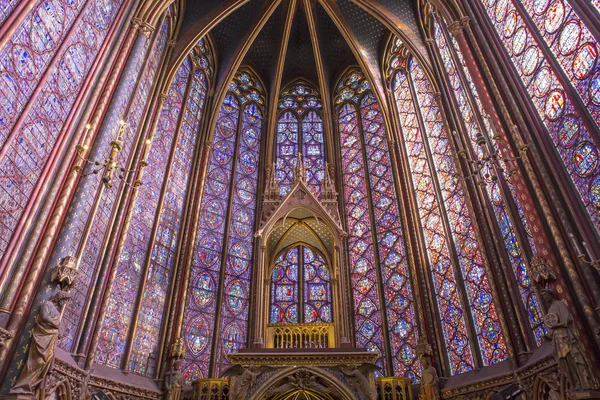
[570,390,600,400]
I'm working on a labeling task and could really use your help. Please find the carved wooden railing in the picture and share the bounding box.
[192,378,229,400]
[376,377,412,400]
[266,323,335,349]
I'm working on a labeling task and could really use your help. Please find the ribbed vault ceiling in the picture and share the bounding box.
[175,0,427,96]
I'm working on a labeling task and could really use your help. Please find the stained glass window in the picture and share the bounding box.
[59,16,170,353]
[270,247,300,324]
[215,100,263,374]
[338,101,388,372]
[182,70,264,383]
[269,246,332,325]
[0,0,125,263]
[128,56,210,377]
[336,70,419,378]
[276,83,324,197]
[96,58,193,370]
[388,42,508,372]
[96,39,213,374]
[433,19,545,344]
[0,0,19,25]
[478,0,600,233]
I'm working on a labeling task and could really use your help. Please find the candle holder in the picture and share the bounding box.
[73,120,151,189]
[451,117,525,186]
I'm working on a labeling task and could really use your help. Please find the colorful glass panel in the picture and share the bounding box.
[0,0,19,25]
[409,58,508,367]
[0,0,124,260]
[302,111,325,197]
[303,247,332,324]
[128,68,208,377]
[215,102,262,374]
[59,19,168,352]
[95,59,192,369]
[518,0,600,130]
[359,92,420,378]
[339,102,387,372]
[270,247,300,324]
[0,0,86,144]
[434,21,545,344]
[276,111,298,197]
[479,0,600,233]
[393,68,475,374]
[275,83,324,198]
[181,93,239,382]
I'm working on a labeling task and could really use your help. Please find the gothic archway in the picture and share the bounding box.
[252,367,358,400]
[270,389,335,400]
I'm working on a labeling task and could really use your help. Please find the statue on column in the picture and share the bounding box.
[541,289,596,391]
[417,342,440,400]
[165,338,186,400]
[10,290,70,397]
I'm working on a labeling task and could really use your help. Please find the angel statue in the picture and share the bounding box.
[222,364,276,400]
[331,363,376,400]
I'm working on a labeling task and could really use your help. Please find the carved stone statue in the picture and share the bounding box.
[541,289,596,391]
[307,376,333,395]
[233,365,261,400]
[340,363,373,399]
[10,290,70,396]
[417,341,440,400]
[268,375,298,397]
[164,359,183,400]
[420,354,440,400]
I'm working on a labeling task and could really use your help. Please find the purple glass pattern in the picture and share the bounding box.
[129,68,208,376]
[59,25,165,351]
[393,69,475,374]
[270,247,300,324]
[434,21,546,344]
[0,0,19,25]
[338,102,387,372]
[182,93,239,382]
[95,59,192,369]
[359,94,420,378]
[0,0,124,260]
[276,83,324,198]
[408,58,508,367]
[303,247,332,323]
[0,0,86,144]
[276,111,298,197]
[479,0,600,233]
[517,0,600,129]
[302,111,325,197]
[215,102,262,374]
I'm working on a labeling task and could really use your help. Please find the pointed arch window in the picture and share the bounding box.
[276,83,325,197]
[429,18,546,344]
[385,48,509,374]
[477,0,600,233]
[96,38,214,377]
[182,70,264,382]
[270,246,332,325]
[336,69,420,379]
